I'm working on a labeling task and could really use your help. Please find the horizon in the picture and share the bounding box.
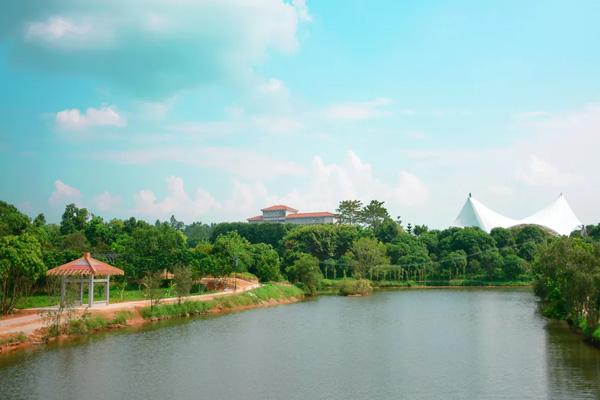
[1,1,599,228]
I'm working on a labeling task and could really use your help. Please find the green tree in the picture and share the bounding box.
[285,253,323,295]
[249,243,282,282]
[212,231,253,276]
[0,201,31,237]
[440,250,467,279]
[60,203,89,235]
[359,200,390,228]
[503,254,526,280]
[373,217,402,243]
[346,237,390,278]
[0,233,46,314]
[184,222,213,247]
[481,249,504,280]
[173,265,193,303]
[490,227,515,249]
[335,200,363,225]
[142,271,164,310]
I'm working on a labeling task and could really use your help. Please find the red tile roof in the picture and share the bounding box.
[261,205,298,212]
[247,215,264,222]
[47,252,124,277]
[285,212,336,219]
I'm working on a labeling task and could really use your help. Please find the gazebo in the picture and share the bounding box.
[46,252,124,307]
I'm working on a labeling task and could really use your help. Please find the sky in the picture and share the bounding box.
[0,0,599,228]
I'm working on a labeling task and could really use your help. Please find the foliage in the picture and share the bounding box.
[0,233,46,314]
[335,200,363,225]
[359,200,390,228]
[346,237,390,278]
[373,217,402,243]
[338,278,373,296]
[285,253,323,295]
[249,243,282,282]
[212,231,253,275]
[173,265,193,302]
[0,201,31,237]
[60,204,90,235]
[142,271,164,309]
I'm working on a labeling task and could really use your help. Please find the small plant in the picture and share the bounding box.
[142,271,164,310]
[174,266,193,304]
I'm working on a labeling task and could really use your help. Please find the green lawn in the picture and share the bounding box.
[16,285,210,309]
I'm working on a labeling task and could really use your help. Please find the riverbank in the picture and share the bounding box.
[0,283,303,355]
[319,278,532,295]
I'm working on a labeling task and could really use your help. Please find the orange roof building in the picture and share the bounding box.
[247,205,336,225]
[47,252,124,307]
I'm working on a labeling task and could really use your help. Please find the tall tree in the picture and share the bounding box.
[346,237,390,278]
[285,253,323,295]
[336,200,363,225]
[60,204,89,235]
[359,200,390,229]
[0,201,31,237]
[0,233,46,314]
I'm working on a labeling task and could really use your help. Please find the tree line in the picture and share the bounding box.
[1,199,564,313]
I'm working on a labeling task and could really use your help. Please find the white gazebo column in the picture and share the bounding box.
[60,276,66,307]
[79,280,84,305]
[105,275,110,304]
[88,274,94,307]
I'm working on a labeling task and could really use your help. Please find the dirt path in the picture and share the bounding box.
[0,279,260,336]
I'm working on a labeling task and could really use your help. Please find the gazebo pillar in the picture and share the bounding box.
[79,280,84,305]
[88,274,94,307]
[105,275,110,304]
[60,276,66,307]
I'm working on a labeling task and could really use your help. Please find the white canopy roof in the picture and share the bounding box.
[453,194,582,236]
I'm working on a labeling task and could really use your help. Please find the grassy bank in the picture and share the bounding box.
[140,284,304,320]
[320,278,532,295]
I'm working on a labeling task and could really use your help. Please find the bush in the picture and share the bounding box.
[338,279,373,296]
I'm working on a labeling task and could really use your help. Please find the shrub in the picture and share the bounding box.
[338,279,373,296]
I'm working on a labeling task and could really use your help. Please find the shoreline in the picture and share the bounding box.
[0,283,303,356]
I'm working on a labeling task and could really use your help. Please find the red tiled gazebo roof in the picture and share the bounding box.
[46,252,124,277]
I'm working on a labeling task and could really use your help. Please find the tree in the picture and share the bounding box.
[440,250,467,279]
[142,271,164,309]
[0,201,30,237]
[373,217,401,243]
[346,237,390,278]
[285,253,323,295]
[249,243,282,282]
[503,254,526,280]
[184,222,213,247]
[33,213,46,228]
[335,200,363,225]
[480,249,504,280]
[169,215,185,231]
[173,265,193,303]
[0,234,46,314]
[359,200,390,229]
[490,227,515,249]
[60,204,89,235]
[212,231,253,276]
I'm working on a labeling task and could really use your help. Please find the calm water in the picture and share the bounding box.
[1,289,600,400]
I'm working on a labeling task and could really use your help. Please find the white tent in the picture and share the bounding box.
[453,193,582,236]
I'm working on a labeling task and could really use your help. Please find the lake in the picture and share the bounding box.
[1,288,600,400]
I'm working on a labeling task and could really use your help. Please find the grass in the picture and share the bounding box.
[67,311,134,335]
[140,283,304,320]
[16,284,210,309]
[0,332,28,346]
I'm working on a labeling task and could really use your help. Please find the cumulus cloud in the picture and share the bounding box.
[103,147,305,180]
[94,191,121,212]
[325,98,393,120]
[2,0,311,97]
[515,154,581,187]
[48,180,81,206]
[55,105,125,131]
[134,176,218,221]
[129,152,430,222]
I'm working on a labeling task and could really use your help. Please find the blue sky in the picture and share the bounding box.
[1,0,599,227]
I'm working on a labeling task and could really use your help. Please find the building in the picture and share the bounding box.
[247,205,336,225]
[453,193,582,236]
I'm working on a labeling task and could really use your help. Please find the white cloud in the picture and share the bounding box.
[55,105,126,131]
[8,0,311,97]
[515,154,581,187]
[104,147,305,180]
[94,191,121,212]
[134,176,218,221]
[326,98,393,120]
[24,16,106,48]
[292,0,313,22]
[258,78,288,96]
[49,180,81,206]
